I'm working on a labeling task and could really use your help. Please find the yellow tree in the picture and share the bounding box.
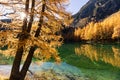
[112,26,120,41]
[0,0,71,80]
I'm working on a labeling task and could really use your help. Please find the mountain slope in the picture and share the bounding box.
[72,0,120,28]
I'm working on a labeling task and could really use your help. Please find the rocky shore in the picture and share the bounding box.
[0,62,87,80]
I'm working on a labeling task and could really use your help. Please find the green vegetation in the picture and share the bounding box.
[0,54,13,64]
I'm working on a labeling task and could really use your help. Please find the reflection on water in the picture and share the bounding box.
[0,43,120,80]
[75,44,120,68]
[58,43,120,80]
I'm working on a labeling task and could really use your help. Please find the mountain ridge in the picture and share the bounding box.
[72,0,120,28]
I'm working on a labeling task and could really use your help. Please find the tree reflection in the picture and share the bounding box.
[75,44,120,67]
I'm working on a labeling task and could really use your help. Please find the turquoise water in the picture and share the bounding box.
[58,43,120,80]
[1,43,120,80]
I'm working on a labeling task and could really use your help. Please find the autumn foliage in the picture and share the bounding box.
[0,0,72,80]
[0,0,72,61]
[66,11,120,41]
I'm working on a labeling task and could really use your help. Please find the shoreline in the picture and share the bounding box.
[0,62,84,80]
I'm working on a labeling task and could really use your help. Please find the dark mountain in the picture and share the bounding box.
[72,0,120,27]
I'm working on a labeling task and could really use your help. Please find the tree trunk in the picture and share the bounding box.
[27,0,35,33]
[19,0,46,79]
[20,46,36,80]
[9,46,23,80]
[9,0,46,80]
[9,0,30,80]
[19,0,35,79]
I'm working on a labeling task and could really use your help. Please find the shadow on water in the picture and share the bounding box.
[58,43,120,80]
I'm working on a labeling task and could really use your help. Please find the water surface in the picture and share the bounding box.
[0,42,120,80]
[58,43,120,80]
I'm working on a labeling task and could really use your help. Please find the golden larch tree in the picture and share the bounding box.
[0,0,72,80]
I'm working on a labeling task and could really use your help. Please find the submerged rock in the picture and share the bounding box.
[0,62,85,80]
[28,62,84,80]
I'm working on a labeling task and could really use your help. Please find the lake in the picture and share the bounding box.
[0,42,120,80]
[58,42,120,80]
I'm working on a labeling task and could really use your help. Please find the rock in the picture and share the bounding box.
[0,65,11,79]
[29,62,84,80]
[0,62,86,80]
[32,69,84,80]
[72,0,120,28]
